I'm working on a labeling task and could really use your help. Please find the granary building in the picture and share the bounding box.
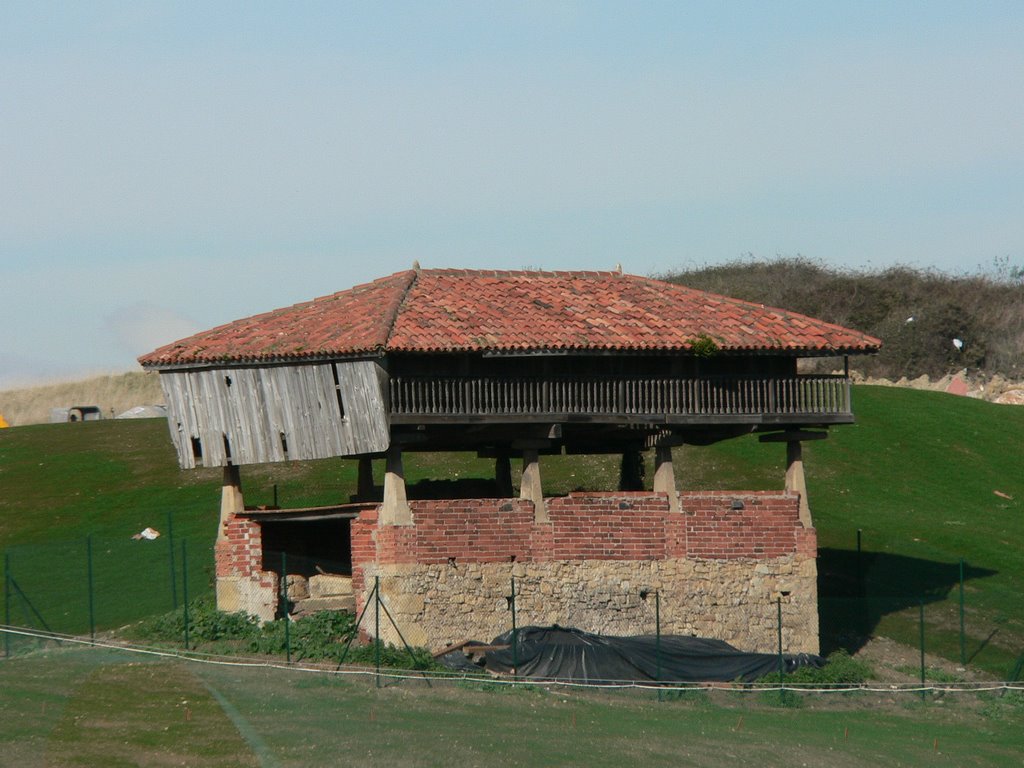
[139,267,880,654]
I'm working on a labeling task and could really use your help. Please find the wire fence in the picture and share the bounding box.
[3,530,1023,690]
[2,521,211,657]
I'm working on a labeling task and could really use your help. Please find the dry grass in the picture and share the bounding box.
[0,371,164,427]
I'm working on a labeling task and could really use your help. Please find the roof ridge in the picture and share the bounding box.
[382,269,420,348]
[420,268,623,278]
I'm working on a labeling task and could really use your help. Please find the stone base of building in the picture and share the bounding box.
[215,490,819,655]
[361,555,818,654]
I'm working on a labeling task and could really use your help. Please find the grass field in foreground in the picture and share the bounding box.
[1,647,1023,768]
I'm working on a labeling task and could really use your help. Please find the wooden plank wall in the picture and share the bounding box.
[158,361,390,469]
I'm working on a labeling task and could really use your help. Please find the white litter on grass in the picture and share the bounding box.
[132,527,161,541]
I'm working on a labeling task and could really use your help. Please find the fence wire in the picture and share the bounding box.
[4,530,1022,689]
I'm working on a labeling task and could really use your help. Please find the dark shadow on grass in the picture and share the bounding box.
[816,547,997,655]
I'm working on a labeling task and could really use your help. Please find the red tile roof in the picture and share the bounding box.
[139,269,881,367]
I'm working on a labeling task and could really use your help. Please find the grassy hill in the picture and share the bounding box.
[1,385,1021,676]
[0,371,164,428]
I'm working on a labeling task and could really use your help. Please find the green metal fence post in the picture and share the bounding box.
[510,577,518,682]
[3,552,10,658]
[374,575,381,688]
[86,535,96,643]
[919,599,926,702]
[168,510,177,610]
[777,597,785,703]
[655,590,662,701]
[959,558,966,667]
[182,540,190,651]
[281,551,291,663]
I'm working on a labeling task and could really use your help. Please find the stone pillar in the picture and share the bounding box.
[218,464,244,541]
[357,456,375,500]
[618,449,645,491]
[652,445,681,513]
[381,444,413,526]
[495,454,513,498]
[520,449,547,523]
[786,440,812,527]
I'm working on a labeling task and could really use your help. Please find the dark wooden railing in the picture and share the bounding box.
[388,375,851,421]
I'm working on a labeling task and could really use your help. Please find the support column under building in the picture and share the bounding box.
[219,464,244,540]
[520,449,547,523]
[357,456,375,501]
[381,444,413,526]
[495,454,513,498]
[652,445,681,514]
[786,440,812,527]
[618,449,645,491]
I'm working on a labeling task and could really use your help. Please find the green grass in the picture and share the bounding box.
[2,648,1023,767]
[2,386,1023,676]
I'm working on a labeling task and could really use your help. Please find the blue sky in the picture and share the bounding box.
[2,2,1022,387]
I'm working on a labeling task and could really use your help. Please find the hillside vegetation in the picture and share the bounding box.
[0,371,164,428]
[663,257,1024,381]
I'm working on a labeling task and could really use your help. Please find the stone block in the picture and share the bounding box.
[286,574,309,601]
[309,574,354,598]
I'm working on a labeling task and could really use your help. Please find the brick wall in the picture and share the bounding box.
[214,511,277,621]
[218,490,819,651]
[215,513,264,578]
[351,491,809,571]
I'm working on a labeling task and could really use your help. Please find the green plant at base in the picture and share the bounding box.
[250,611,357,661]
[341,641,439,671]
[786,650,873,685]
[127,597,257,643]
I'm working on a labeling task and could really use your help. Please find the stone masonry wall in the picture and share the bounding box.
[350,491,819,654]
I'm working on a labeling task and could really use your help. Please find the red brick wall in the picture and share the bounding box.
[545,494,669,560]
[349,491,808,576]
[681,491,814,559]
[215,513,264,578]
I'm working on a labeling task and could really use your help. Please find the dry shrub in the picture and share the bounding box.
[663,257,1024,381]
[0,371,164,427]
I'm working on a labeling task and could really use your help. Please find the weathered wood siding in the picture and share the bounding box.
[159,361,390,469]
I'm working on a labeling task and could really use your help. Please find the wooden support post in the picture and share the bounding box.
[495,454,513,498]
[653,445,680,514]
[618,449,644,491]
[520,449,547,523]
[219,465,244,541]
[357,456,376,500]
[785,440,812,527]
[381,445,413,526]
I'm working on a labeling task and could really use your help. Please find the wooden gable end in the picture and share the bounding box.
[159,361,390,469]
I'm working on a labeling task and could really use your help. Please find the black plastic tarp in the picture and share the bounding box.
[475,625,824,683]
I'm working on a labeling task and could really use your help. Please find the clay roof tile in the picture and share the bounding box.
[139,268,880,367]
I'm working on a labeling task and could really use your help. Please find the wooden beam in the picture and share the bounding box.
[356,456,375,500]
[618,449,645,491]
[495,455,513,498]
